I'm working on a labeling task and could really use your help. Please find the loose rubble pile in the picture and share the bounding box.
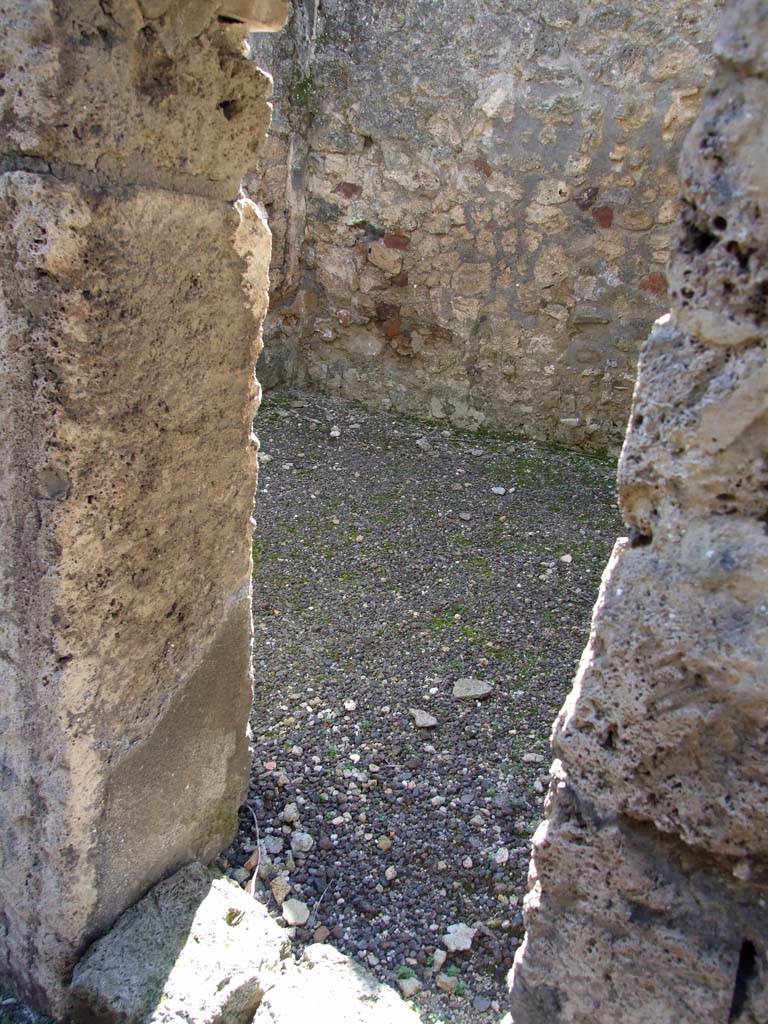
[220,389,621,1021]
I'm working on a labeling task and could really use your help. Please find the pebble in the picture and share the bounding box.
[243,849,261,872]
[264,835,284,855]
[453,677,493,700]
[458,512,472,522]
[377,835,393,851]
[415,437,432,451]
[560,553,573,563]
[397,976,423,999]
[474,995,493,1011]
[280,802,300,823]
[432,949,447,972]
[270,875,291,905]
[282,898,310,927]
[313,925,331,942]
[494,848,510,866]
[384,866,397,882]
[491,486,506,495]
[522,752,545,764]
[290,831,314,853]
[443,922,477,951]
[436,973,458,993]
[409,708,438,728]
[329,426,341,438]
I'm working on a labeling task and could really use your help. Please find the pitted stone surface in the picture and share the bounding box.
[70,863,289,1024]
[251,0,723,451]
[0,1,278,1015]
[0,0,275,199]
[509,2,768,1019]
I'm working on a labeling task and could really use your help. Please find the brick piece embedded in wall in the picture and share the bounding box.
[383,232,410,250]
[474,157,493,177]
[383,317,401,339]
[591,205,614,228]
[638,271,667,295]
[390,272,409,287]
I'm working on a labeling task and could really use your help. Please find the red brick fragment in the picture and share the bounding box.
[474,157,493,178]
[591,205,614,228]
[383,233,410,250]
[382,318,401,339]
[390,272,409,288]
[639,271,667,296]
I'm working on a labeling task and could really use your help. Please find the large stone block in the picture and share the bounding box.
[509,766,768,1023]
[70,863,289,1024]
[553,519,768,860]
[0,170,270,1013]
[510,0,768,1018]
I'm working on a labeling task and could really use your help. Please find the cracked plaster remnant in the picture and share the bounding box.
[508,1,768,1020]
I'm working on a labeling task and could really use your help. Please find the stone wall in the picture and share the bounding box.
[0,2,283,1015]
[252,0,723,451]
[508,0,768,1019]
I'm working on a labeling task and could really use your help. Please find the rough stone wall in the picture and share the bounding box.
[0,2,282,1015]
[253,0,722,451]
[508,1,768,1019]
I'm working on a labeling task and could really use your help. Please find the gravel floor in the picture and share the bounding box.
[221,387,623,1023]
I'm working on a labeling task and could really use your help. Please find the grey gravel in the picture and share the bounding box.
[222,388,621,1023]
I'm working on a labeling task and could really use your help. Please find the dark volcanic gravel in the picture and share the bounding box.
[221,387,623,1022]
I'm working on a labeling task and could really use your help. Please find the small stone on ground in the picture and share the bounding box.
[453,677,493,700]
